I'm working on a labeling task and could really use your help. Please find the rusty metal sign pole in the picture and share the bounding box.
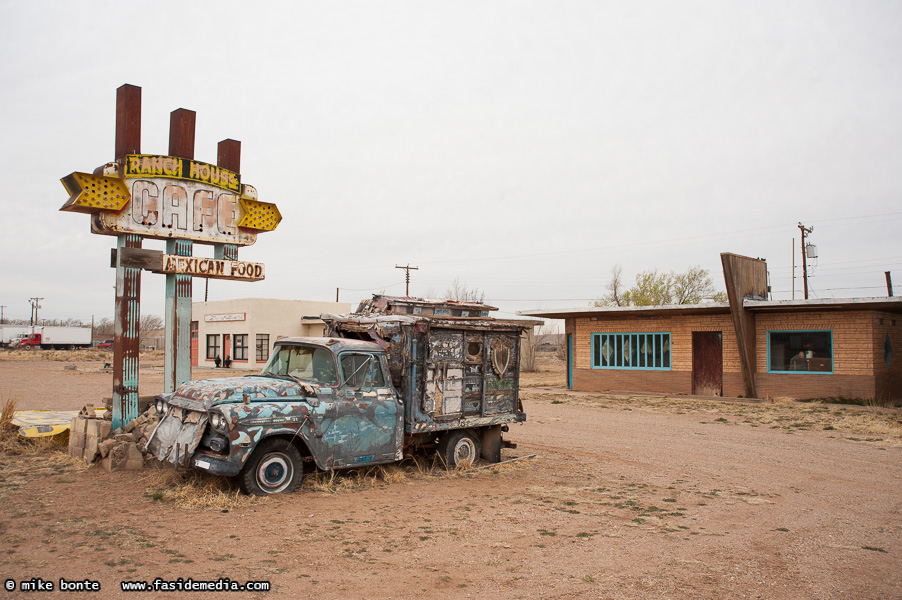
[213,138,241,328]
[113,233,143,430]
[164,109,196,393]
[164,239,193,393]
[216,141,241,257]
[111,84,143,430]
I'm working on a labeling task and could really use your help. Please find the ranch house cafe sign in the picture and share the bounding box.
[61,154,281,246]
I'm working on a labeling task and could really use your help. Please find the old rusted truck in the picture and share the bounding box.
[147,296,532,495]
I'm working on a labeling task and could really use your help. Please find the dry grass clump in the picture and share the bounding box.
[143,468,263,510]
[302,453,532,494]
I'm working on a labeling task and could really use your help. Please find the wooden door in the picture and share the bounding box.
[190,321,198,367]
[692,332,722,396]
[223,334,231,361]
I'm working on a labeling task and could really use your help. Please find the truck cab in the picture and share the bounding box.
[14,333,40,349]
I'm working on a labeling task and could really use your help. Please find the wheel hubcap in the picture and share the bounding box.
[453,439,475,466]
[257,453,292,492]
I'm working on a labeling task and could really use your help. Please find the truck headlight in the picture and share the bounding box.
[210,412,229,433]
[155,398,166,414]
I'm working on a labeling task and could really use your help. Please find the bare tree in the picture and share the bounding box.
[138,314,164,333]
[594,264,624,307]
[94,318,115,337]
[137,314,164,347]
[672,266,727,303]
[445,278,486,303]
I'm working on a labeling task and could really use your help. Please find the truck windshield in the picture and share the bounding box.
[261,346,338,385]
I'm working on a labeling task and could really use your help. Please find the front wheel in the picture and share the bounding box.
[437,430,481,468]
[238,438,304,496]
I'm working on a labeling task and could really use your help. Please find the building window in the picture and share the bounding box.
[767,330,833,373]
[256,334,270,362]
[206,334,220,360]
[592,333,670,370]
[233,334,248,361]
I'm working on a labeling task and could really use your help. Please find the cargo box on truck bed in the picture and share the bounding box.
[323,298,531,436]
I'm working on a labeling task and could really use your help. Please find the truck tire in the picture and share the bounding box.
[437,430,481,468]
[21,344,33,351]
[238,438,303,496]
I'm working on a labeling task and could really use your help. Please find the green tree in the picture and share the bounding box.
[596,265,727,306]
[622,270,674,306]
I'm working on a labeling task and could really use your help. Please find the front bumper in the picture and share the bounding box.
[191,451,242,477]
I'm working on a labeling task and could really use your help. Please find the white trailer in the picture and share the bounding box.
[0,326,32,348]
[14,326,92,349]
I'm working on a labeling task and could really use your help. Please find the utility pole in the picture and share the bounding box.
[798,223,813,300]
[395,264,419,296]
[792,241,795,300]
[28,297,43,328]
[0,305,5,324]
[887,272,894,297]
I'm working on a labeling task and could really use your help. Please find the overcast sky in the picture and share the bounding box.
[1,0,900,325]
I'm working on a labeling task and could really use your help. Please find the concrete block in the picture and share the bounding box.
[126,443,143,462]
[85,419,112,439]
[69,431,85,450]
[83,435,100,463]
[114,433,134,443]
[102,443,128,472]
[99,439,114,458]
[70,417,87,434]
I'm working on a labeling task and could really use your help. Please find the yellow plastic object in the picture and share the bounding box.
[7,408,107,438]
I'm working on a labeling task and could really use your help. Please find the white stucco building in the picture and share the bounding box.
[191,298,352,370]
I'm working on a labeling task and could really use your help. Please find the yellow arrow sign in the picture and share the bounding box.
[60,172,130,213]
[236,185,282,231]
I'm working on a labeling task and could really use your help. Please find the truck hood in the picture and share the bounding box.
[166,376,321,412]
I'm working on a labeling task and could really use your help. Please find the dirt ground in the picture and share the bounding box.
[1,352,901,599]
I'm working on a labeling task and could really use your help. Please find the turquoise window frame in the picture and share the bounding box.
[591,332,671,370]
[766,329,834,374]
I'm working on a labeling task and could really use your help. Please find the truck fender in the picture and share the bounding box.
[243,430,326,470]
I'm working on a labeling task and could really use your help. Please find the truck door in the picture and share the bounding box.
[331,352,401,467]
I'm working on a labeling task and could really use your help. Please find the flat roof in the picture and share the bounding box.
[519,303,731,319]
[520,296,902,319]
[744,296,902,313]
